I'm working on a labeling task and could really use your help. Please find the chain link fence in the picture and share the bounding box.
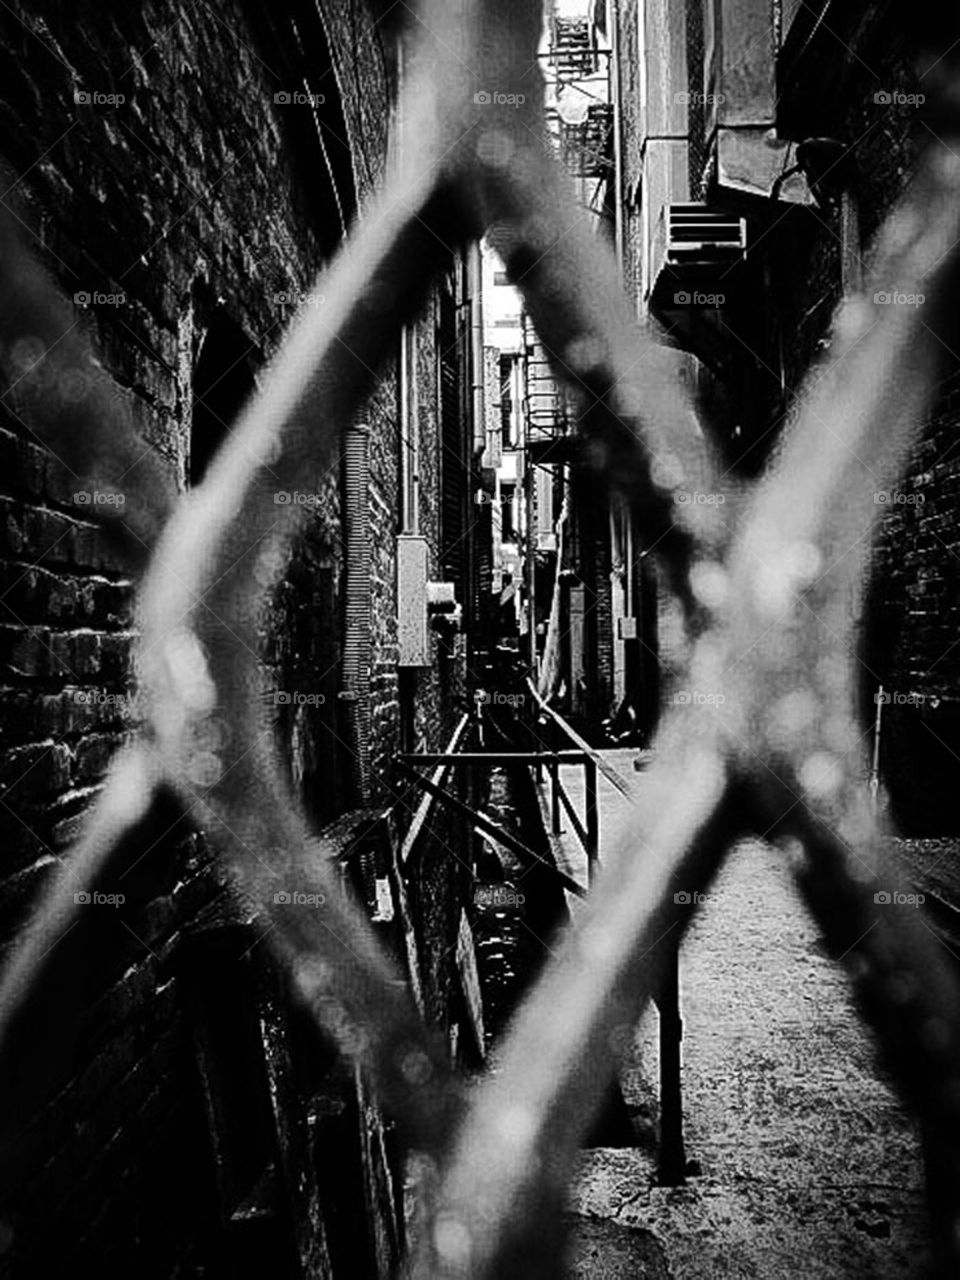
[2,1,960,1275]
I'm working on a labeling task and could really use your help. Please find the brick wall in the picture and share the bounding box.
[0,0,342,1266]
[389,284,474,1040]
[0,0,476,1272]
[768,16,960,831]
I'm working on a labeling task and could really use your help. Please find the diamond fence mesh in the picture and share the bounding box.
[2,1,960,1276]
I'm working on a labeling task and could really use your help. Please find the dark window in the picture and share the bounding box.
[500,483,516,541]
[190,310,258,486]
[178,928,300,1276]
[499,354,514,446]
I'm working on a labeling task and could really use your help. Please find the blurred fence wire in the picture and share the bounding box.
[3,0,960,1275]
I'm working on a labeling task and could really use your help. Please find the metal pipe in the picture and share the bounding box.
[526,677,634,799]
[468,239,487,457]
[550,757,561,835]
[342,422,372,805]
[657,941,686,1184]
[556,777,589,850]
[841,189,862,295]
[398,751,589,764]
[869,683,884,811]
[585,756,599,882]
[397,760,587,898]
[610,0,625,270]
[522,330,538,680]
[399,713,470,865]
[400,324,420,534]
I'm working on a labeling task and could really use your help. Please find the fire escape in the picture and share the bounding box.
[513,11,617,726]
[544,15,614,211]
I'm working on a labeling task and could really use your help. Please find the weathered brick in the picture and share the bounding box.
[0,1,471,1273]
[72,732,123,786]
[0,741,71,802]
[0,625,53,679]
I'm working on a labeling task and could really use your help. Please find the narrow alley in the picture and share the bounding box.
[524,750,927,1276]
[1,0,959,1276]
[573,841,926,1275]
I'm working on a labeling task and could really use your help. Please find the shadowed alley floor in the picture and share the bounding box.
[540,752,930,1277]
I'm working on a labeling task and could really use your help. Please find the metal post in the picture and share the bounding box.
[467,758,478,867]
[550,757,561,834]
[521,324,538,685]
[585,756,598,883]
[869,683,884,812]
[657,939,686,1185]
[610,0,624,274]
[526,445,537,683]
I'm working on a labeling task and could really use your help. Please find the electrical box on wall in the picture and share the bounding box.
[397,534,430,667]
[618,616,638,640]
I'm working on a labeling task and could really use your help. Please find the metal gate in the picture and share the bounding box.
[2,1,960,1276]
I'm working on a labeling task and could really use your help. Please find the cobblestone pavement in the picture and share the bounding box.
[553,754,930,1278]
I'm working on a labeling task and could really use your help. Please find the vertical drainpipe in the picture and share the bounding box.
[468,242,486,458]
[468,242,487,661]
[522,337,538,679]
[611,0,646,727]
[610,0,625,273]
[840,189,861,295]
[342,422,372,805]
[466,243,487,859]
[400,325,420,535]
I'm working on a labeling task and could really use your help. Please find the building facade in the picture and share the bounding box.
[0,1,490,1273]
[605,0,960,824]
[480,5,628,741]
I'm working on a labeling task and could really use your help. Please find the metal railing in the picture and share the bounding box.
[525,684,603,883]
[2,0,960,1276]
[544,750,599,876]
[523,681,690,1186]
[397,750,588,900]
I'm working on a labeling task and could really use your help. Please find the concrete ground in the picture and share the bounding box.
[538,753,931,1278]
